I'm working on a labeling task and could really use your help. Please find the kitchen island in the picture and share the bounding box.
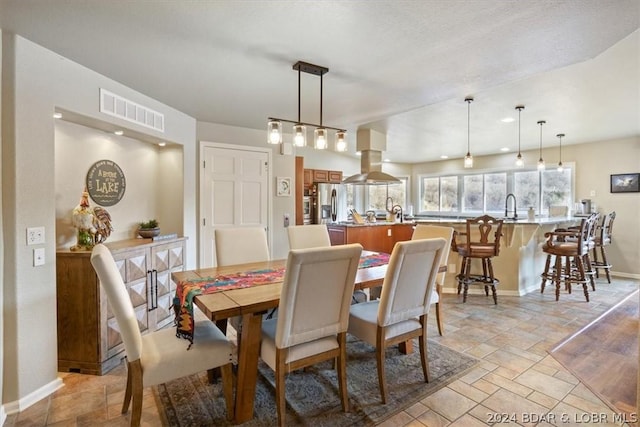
[414,217,581,296]
[326,222,415,254]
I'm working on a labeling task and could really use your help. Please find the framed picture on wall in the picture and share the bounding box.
[610,173,639,193]
[276,177,292,197]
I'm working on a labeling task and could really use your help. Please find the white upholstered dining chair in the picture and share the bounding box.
[286,224,331,249]
[348,238,445,404]
[214,226,270,266]
[214,226,271,341]
[260,243,363,427]
[411,224,454,336]
[90,244,234,426]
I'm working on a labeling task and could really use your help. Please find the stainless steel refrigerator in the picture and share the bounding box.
[313,183,347,224]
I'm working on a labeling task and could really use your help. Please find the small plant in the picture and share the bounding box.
[139,219,159,229]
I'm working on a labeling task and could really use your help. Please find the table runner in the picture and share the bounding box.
[174,251,390,345]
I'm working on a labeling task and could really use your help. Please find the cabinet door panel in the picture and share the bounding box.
[168,245,184,269]
[154,248,170,272]
[155,293,175,329]
[124,253,148,282]
[128,279,148,308]
[328,170,342,183]
[312,169,329,182]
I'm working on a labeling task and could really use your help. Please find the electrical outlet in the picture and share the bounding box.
[283,213,290,227]
[33,247,45,266]
[27,226,45,245]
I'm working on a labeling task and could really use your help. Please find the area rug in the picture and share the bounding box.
[154,336,478,426]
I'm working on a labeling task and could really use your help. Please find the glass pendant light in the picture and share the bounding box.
[267,120,282,144]
[335,131,347,152]
[556,133,564,172]
[515,105,524,167]
[464,97,474,168]
[314,128,328,150]
[537,120,546,171]
[292,124,307,147]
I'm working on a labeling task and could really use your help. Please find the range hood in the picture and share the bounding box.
[342,129,401,185]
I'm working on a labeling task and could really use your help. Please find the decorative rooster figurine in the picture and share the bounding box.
[70,187,113,251]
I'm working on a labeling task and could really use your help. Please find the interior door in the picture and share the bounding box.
[200,142,270,267]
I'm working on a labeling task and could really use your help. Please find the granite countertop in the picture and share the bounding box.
[413,216,580,225]
[329,221,416,227]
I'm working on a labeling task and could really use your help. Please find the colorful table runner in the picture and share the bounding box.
[174,252,390,345]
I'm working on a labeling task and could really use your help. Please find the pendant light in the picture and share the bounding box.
[537,120,546,171]
[556,133,564,172]
[267,61,346,150]
[464,97,474,168]
[515,105,525,167]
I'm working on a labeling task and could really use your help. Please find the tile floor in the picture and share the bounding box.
[4,277,638,426]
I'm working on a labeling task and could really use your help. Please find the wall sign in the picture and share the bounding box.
[86,159,126,206]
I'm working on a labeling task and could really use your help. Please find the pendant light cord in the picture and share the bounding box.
[466,97,473,155]
[297,67,301,124]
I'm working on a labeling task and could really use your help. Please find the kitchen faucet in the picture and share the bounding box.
[505,193,517,219]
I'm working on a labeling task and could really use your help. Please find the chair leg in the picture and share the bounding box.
[463,257,471,303]
[419,317,430,383]
[336,332,350,412]
[220,363,235,421]
[554,255,562,301]
[487,258,497,304]
[275,350,287,427]
[122,358,133,414]
[376,329,388,404]
[541,254,552,293]
[435,283,444,336]
[600,246,611,283]
[575,257,589,302]
[127,359,144,427]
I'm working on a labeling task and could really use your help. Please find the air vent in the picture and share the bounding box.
[99,89,165,133]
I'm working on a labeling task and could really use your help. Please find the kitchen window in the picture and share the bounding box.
[363,177,409,213]
[418,165,574,216]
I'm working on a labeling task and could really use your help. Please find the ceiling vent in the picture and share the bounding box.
[342,129,401,185]
[99,89,165,133]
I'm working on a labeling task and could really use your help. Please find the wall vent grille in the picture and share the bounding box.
[99,89,165,133]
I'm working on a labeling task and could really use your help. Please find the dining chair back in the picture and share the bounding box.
[214,226,270,266]
[287,224,331,249]
[348,238,446,403]
[592,211,616,282]
[260,243,363,426]
[411,224,454,336]
[91,244,234,426]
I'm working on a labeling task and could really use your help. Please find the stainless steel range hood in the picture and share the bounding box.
[342,129,401,185]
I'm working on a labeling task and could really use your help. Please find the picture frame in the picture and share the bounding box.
[276,177,292,197]
[610,173,639,193]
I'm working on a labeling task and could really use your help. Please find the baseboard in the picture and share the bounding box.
[3,377,63,415]
[0,405,6,425]
[611,271,640,280]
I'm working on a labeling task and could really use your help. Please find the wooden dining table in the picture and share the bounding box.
[172,256,444,423]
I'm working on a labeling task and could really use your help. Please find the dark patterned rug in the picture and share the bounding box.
[154,336,478,426]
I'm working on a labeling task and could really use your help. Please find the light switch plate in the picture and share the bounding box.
[34,247,45,266]
[27,226,45,245]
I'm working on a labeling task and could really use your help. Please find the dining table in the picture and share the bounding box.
[171,251,444,423]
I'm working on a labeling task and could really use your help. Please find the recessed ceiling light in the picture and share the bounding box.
[440,155,449,159]
[501,117,515,123]
[52,112,62,119]
[114,130,123,136]
[158,142,166,147]
[500,147,510,152]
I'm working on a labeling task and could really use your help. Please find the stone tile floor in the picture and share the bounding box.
[5,277,639,426]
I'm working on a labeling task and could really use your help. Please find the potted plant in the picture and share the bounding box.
[137,219,160,238]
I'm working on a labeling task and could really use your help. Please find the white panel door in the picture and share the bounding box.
[200,143,270,267]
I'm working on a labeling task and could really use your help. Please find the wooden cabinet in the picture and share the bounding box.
[328,170,343,183]
[312,169,329,183]
[327,224,414,254]
[306,168,343,185]
[56,237,187,375]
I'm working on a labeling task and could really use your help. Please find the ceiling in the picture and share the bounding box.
[1,0,639,163]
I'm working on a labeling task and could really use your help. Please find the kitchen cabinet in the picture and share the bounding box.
[56,237,186,375]
[327,223,414,254]
[307,168,343,184]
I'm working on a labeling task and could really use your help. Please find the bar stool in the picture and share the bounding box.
[540,214,598,302]
[452,215,503,304]
[591,211,615,283]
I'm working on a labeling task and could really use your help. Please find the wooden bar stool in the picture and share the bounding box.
[591,211,615,283]
[452,215,503,304]
[540,214,599,301]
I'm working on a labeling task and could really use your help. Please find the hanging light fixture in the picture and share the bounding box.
[464,96,474,168]
[267,61,346,151]
[537,120,546,171]
[556,133,564,172]
[515,105,525,167]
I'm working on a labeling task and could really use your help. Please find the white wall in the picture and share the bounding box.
[411,136,640,276]
[1,34,196,411]
[0,28,5,426]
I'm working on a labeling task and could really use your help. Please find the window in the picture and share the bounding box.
[367,178,408,212]
[418,166,573,216]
